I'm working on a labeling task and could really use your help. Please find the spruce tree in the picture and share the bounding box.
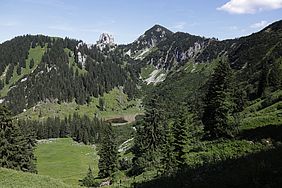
[0,106,36,173]
[98,123,118,178]
[29,58,35,69]
[160,123,176,176]
[132,94,165,174]
[202,60,235,139]
[16,65,21,75]
[98,97,106,111]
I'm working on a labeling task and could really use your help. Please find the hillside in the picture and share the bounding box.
[0,168,74,188]
[0,19,281,188]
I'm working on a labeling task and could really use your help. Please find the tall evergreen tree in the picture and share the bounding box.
[132,94,165,174]
[0,106,36,173]
[29,58,35,69]
[160,123,176,176]
[98,97,106,111]
[98,123,118,178]
[202,60,235,139]
[172,110,203,168]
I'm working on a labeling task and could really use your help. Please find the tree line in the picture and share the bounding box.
[17,113,107,144]
[4,36,140,114]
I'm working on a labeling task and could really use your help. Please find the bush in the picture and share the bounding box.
[81,167,100,187]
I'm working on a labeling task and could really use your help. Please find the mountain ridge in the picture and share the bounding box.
[0,20,281,115]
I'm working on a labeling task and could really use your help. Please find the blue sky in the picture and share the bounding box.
[0,0,281,44]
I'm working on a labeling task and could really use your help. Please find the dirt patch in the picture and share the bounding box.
[105,113,144,124]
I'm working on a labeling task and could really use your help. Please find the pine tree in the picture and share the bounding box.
[98,123,118,178]
[29,58,35,69]
[99,97,106,111]
[0,106,36,173]
[132,94,165,174]
[173,110,203,167]
[202,60,235,139]
[16,65,21,75]
[160,123,176,176]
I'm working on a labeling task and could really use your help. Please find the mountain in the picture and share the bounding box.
[121,24,173,59]
[0,20,281,115]
[0,20,281,188]
[0,35,139,114]
[96,33,116,51]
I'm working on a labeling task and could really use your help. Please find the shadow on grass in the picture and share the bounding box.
[134,146,282,188]
[239,123,282,141]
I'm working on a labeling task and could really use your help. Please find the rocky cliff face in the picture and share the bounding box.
[122,25,174,59]
[96,33,115,50]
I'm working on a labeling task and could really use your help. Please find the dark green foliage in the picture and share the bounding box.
[202,60,236,139]
[131,94,166,175]
[4,35,139,114]
[19,58,26,69]
[172,110,203,168]
[81,167,97,187]
[98,97,105,111]
[160,109,203,176]
[160,123,176,176]
[0,80,4,90]
[18,113,105,144]
[0,106,36,173]
[29,58,35,69]
[135,145,282,188]
[16,64,21,75]
[98,123,118,178]
[5,64,14,84]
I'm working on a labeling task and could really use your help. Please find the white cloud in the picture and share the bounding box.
[217,0,282,14]
[250,20,269,28]
[172,22,186,30]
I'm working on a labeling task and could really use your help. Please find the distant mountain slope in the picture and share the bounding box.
[0,20,281,115]
[0,168,74,188]
[121,24,173,59]
[0,35,139,114]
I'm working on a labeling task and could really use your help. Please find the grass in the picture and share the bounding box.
[0,167,73,188]
[64,48,87,75]
[35,138,98,187]
[16,87,143,121]
[0,45,46,97]
[239,90,282,130]
[140,64,156,79]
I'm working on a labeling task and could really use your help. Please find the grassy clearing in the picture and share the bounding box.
[0,167,73,188]
[35,138,98,187]
[239,90,282,130]
[16,87,143,121]
[0,46,46,97]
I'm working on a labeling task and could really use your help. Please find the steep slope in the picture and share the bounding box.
[141,20,282,120]
[143,32,208,70]
[122,24,173,59]
[1,36,140,114]
[1,20,281,117]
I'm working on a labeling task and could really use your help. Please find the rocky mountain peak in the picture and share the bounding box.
[96,33,115,50]
[144,24,173,36]
[98,33,114,44]
[123,24,173,59]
